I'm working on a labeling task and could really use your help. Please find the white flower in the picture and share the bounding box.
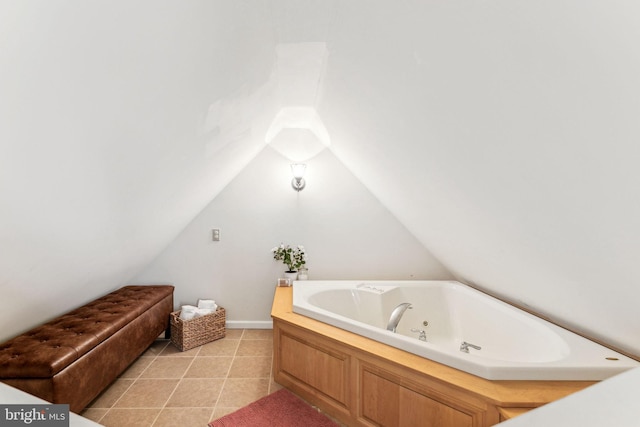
[271,242,307,271]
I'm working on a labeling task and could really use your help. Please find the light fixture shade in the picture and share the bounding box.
[291,164,307,179]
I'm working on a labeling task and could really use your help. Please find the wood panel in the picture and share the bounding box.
[279,330,349,405]
[361,368,480,427]
[400,386,474,427]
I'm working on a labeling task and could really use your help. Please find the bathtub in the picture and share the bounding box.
[292,280,639,381]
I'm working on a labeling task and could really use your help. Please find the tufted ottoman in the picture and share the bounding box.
[0,285,174,412]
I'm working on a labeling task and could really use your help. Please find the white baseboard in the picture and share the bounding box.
[226,320,273,329]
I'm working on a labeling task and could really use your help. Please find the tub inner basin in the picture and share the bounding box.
[293,280,640,380]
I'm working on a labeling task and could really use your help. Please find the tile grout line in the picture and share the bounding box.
[149,341,203,427]
[95,339,169,424]
[210,328,244,421]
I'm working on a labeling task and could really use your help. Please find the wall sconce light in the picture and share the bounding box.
[291,164,306,192]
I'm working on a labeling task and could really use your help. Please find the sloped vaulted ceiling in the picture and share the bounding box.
[0,1,278,338]
[319,0,640,355]
[1,1,640,357]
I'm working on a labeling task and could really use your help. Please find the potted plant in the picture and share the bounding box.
[271,243,307,280]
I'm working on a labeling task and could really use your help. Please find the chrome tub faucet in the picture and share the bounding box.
[387,303,412,332]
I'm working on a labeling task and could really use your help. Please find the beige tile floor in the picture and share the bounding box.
[80,329,281,427]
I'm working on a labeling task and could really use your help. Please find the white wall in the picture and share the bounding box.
[132,147,452,325]
[320,0,640,355]
[0,1,277,341]
[2,0,639,360]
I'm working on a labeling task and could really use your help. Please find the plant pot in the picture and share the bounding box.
[284,271,298,281]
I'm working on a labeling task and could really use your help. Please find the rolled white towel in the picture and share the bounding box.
[193,307,215,318]
[180,305,198,320]
[197,299,217,310]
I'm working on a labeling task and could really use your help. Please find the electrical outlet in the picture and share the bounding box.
[212,229,220,241]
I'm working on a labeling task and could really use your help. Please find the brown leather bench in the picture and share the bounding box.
[0,285,174,412]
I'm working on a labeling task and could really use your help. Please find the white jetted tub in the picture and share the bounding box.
[292,280,639,380]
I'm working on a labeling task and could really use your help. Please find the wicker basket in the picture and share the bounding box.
[170,307,226,351]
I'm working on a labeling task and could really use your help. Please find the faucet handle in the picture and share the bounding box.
[460,341,481,353]
[410,328,427,341]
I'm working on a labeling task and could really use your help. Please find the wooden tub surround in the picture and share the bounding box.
[271,287,595,427]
